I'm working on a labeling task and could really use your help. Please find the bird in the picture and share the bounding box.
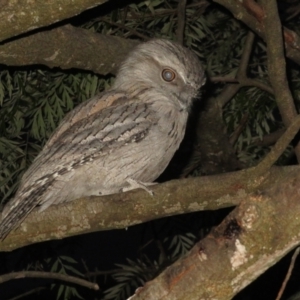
[0,39,206,239]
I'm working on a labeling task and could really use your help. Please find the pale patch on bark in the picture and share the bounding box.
[231,239,247,270]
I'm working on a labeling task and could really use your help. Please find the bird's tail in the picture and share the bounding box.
[0,177,55,240]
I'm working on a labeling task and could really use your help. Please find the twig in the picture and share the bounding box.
[252,129,285,147]
[239,78,273,94]
[254,115,300,175]
[181,34,258,175]
[285,3,300,21]
[229,114,249,145]
[176,0,187,45]
[213,0,300,65]
[156,239,168,263]
[81,258,120,278]
[217,31,256,107]
[125,1,209,21]
[211,32,273,100]
[99,19,150,41]
[259,0,300,162]
[210,77,273,94]
[209,77,238,83]
[7,287,46,300]
[85,269,120,277]
[0,271,99,290]
[275,247,300,300]
[81,259,90,277]
[236,31,255,78]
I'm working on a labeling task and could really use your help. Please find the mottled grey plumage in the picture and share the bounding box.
[0,39,205,239]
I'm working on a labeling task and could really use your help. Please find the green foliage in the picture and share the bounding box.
[48,256,84,300]
[0,69,110,203]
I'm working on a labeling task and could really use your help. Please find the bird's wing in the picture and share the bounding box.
[45,91,125,149]
[23,92,155,182]
[0,94,157,239]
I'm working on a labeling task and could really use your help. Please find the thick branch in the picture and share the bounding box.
[0,25,139,75]
[254,114,300,174]
[0,165,298,252]
[0,0,108,42]
[129,168,300,299]
[259,0,297,126]
[258,0,300,161]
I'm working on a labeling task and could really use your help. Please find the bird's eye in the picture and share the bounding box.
[162,69,176,82]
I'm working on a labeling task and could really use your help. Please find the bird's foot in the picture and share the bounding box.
[123,178,156,196]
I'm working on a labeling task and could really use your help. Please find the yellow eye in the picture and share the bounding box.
[162,69,176,82]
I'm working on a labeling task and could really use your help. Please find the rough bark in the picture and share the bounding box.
[0,165,297,252]
[0,0,108,42]
[0,25,139,75]
[129,167,300,299]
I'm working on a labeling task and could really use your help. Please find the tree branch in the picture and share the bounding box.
[0,165,298,252]
[129,168,300,299]
[183,31,258,177]
[0,25,139,75]
[0,271,99,290]
[0,0,108,42]
[213,0,300,65]
[258,0,300,162]
[7,287,46,300]
[252,129,285,147]
[176,0,187,45]
[252,115,300,176]
[98,19,150,40]
[216,31,272,107]
[276,247,300,300]
[2,110,297,252]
